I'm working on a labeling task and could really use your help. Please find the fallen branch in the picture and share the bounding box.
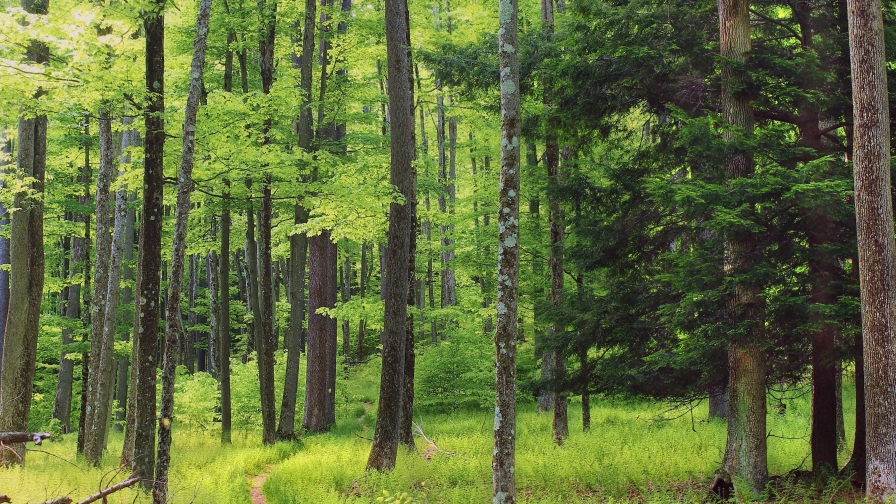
[76,475,141,504]
[412,422,456,457]
[39,475,141,504]
[0,432,51,445]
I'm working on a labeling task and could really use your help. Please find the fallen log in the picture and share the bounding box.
[0,432,51,446]
[0,495,10,503]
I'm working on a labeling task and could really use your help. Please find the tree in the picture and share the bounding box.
[493,0,520,500]
[122,0,165,485]
[847,0,896,498]
[367,0,414,471]
[0,0,48,466]
[717,0,767,495]
[153,0,212,499]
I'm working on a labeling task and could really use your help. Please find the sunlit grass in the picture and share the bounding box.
[0,360,860,503]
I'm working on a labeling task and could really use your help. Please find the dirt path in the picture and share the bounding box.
[249,469,271,504]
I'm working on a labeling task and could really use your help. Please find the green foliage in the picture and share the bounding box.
[414,330,494,411]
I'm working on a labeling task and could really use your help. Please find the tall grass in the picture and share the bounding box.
[0,359,859,503]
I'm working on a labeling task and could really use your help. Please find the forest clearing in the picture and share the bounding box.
[0,358,864,503]
[0,0,894,500]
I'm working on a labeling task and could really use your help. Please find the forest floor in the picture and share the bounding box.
[0,360,865,503]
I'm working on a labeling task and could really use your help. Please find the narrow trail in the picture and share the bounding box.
[249,467,272,504]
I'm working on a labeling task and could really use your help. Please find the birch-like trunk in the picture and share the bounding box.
[154,0,212,499]
[494,0,520,498]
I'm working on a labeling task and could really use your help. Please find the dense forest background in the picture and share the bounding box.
[0,0,895,501]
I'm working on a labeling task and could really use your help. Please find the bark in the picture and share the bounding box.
[399,216,417,447]
[207,250,219,377]
[122,0,164,484]
[304,231,337,431]
[367,0,414,471]
[718,0,767,494]
[494,0,520,499]
[219,181,232,444]
[256,0,278,446]
[0,0,48,463]
[541,0,567,443]
[84,109,126,465]
[847,0,896,496]
[278,205,307,439]
[186,255,198,372]
[153,1,211,499]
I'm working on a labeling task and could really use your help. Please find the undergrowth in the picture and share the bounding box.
[0,356,861,503]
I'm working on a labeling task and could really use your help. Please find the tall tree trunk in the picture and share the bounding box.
[494,0,521,498]
[0,0,48,464]
[252,0,278,446]
[83,108,117,464]
[279,205,307,439]
[847,0,896,496]
[540,0,567,443]
[367,0,414,471]
[122,0,165,485]
[154,1,211,498]
[717,0,767,494]
[219,181,233,444]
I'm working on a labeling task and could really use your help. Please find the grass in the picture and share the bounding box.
[0,359,862,503]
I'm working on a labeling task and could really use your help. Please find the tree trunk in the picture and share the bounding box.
[245,202,262,358]
[717,0,767,494]
[114,190,137,432]
[367,0,414,471]
[494,0,520,498]
[219,181,233,444]
[122,1,165,485]
[341,241,352,357]
[0,0,48,463]
[278,205,307,439]
[847,0,896,496]
[709,382,729,420]
[256,0,278,445]
[304,232,337,431]
[83,108,118,465]
[153,1,211,498]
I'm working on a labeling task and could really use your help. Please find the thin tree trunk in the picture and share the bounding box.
[219,181,233,444]
[367,0,414,471]
[114,189,137,432]
[154,0,212,498]
[278,205,307,439]
[83,108,117,465]
[256,0,278,445]
[494,0,521,498]
[847,0,896,495]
